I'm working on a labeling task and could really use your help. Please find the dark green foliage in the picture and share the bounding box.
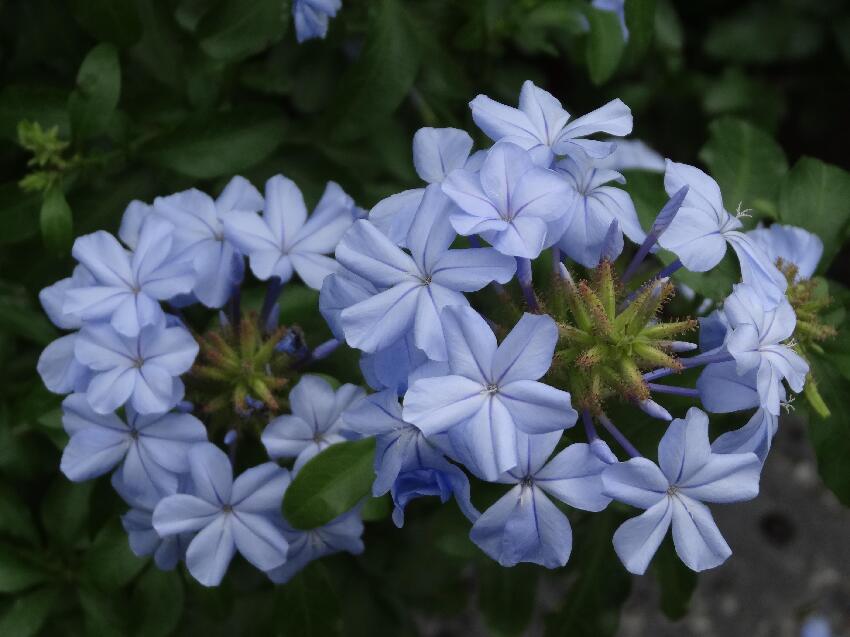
[0,0,849,634]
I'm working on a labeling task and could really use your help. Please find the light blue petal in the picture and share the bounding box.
[535,443,612,512]
[185,514,236,587]
[670,495,731,571]
[470,484,572,568]
[231,511,288,571]
[601,457,668,509]
[413,127,474,184]
[497,380,575,434]
[612,497,672,575]
[491,313,558,384]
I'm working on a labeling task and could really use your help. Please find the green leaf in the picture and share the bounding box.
[544,513,632,637]
[808,350,850,506]
[624,0,656,61]
[653,539,697,619]
[131,568,184,637]
[68,43,121,141]
[78,586,128,637]
[274,563,341,636]
[283,438,376,529]
[0,548,48,593]
[0,587,59,637]
[82,521,147,590]
[0,184,40,245]
[0,483,39,543]
[478,562,538,637]
[585,7,625,85]
[0,294,56,345]
[69,0,142,47]
[198,0,290,62]
[328,0,420,142]
[40,479,94,548]
[143,110,286,179]
[40,186,74,254]
[698,118,788,217]
[778,157,850,270]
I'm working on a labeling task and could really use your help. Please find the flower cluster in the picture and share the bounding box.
[38,80,831,587]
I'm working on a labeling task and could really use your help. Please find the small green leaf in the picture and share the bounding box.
[778,157,850,270]
[586,7,625,85]
[653,539,697,619]
[698,118,788,217]
[283,438,376,529]
[40,186,73,254]
[82,520,147,590]
[478,562,538,637]
[143,110,286,179]
[198,0,290,62]
[328,0,421,142]
[624,0,656,61]
[131,568,184,637]
[0,548,49,594]
[68,43,121,141]
[69,0,142,47]
[0,587,59,637]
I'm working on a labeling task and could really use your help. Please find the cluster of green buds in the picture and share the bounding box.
[186,311,304,438]
[545,260,696,415]
[776,258,838,417]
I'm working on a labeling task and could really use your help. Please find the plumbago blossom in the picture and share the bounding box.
[36,82,834,589]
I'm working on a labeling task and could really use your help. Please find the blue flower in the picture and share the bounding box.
[267,508,364,584]
[74,322,198,415]
[223,175,356,290]
[711,408,777,464]
[747,223,823,280]
[292,0,341,43]
[554,153,646,267]
[60,393,207,498]
[657,160,787,306]
[38,267,92,392]
[470,431,610,568]
[320,269,438,393]
[115,473,190,571]
[153,443,290,587]
[723,283,808,415]
[371,127,475,246]
[261,375,365,472]
[469,80,632,166]
[137,176,264,308]
[442,142,575,258]
[64,218,195,337]
[602,408,761,574]
[333,187,516,360]
[342,389,478,526]
[403,306,577,480]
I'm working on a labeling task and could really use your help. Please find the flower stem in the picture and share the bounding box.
[598,414,642,458]
[516,257,539,313]
[259,277,284,330]
[647,382,700,397]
